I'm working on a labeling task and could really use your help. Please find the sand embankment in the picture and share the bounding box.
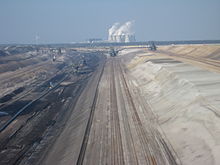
[124,45,220,165]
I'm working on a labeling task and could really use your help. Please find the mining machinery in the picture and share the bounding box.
[148,41,157,51]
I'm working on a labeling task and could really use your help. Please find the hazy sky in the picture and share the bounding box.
[0,0,220,44]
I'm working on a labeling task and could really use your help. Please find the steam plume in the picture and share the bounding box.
[108,22,120,41]
[108,21,135,42]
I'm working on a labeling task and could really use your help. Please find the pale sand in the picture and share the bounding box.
[122,45,220,165]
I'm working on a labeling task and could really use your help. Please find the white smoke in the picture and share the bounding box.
[108,21,135,42]
[108,22,120,37]
[114,21,134,36]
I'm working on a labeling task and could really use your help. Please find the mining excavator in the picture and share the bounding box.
[110,48,119,57]
[148,42,157,51]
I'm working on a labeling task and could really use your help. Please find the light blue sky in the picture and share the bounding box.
[0,0,220,44]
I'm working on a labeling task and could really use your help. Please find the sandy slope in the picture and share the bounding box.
[159,44,220,60]
[122,45,220,165]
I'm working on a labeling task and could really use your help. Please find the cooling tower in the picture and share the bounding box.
[125,35,136,42]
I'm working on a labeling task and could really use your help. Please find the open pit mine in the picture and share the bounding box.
[0,43,220,165]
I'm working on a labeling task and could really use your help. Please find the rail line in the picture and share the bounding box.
[0,60,70,108]
[0,70,62,110]
[118,60,157,164]
[76,60,105,165]
[117,59,178,165]
[0,74,68,133]
[110,60,125,165]
[113,60,139,164]
[0,61,50,85]
[0,61,79,133]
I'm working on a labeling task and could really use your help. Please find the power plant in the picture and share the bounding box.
[108,21,136,43]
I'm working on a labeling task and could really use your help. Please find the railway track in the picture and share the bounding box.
[76,60,105,165]
[0,60,79,132]
[0,60,67,107]
[0,61,50,85]
[80,57,179,165]
[112,61,139,165]
[0,51,106,165]
[117,60,157,164]
[0,73,68,133]
[116,59,178,165]
[110,60,125,165]
[0,69,63,110]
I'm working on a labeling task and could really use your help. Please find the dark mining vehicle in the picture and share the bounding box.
[72,58,92,75]
[148,41,157,51]
[110,48,119,57]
